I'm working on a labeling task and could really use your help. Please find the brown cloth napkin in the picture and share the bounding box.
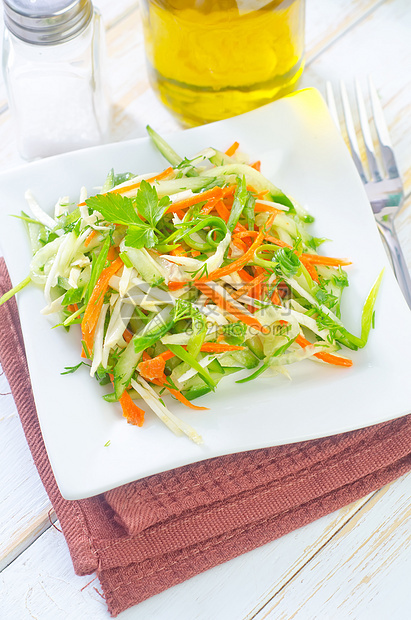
[1,257,411,617]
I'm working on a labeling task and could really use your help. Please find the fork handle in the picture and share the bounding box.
[377,217,411,309]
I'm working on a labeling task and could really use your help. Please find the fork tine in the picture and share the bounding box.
[340,81,367,184]
[368,76,401,180]
[355,78,382,182]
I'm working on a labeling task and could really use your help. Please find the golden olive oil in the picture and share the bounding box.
[140,0,305,126]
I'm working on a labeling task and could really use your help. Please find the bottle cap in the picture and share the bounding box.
[3,0,93,45]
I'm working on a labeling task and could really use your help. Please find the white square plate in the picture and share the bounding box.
[1,88,410,500]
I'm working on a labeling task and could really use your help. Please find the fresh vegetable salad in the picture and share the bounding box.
[1,129,382,444]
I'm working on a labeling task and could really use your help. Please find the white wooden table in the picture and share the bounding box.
[1,1,410,618]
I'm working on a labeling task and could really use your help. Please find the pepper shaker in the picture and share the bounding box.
[2,0,111,160]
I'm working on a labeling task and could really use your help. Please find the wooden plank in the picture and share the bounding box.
[0,374,54,571]
[0,495,380,620]
[252,474,411,619]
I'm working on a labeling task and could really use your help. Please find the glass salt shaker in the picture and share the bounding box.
[2,0,111,160]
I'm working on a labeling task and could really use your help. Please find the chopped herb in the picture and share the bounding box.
[61,361,91,375]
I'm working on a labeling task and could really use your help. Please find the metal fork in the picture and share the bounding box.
[326,77,411,309]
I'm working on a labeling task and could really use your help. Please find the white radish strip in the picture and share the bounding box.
[205,231,231,273]
[110,293,119,307]
[72,255,90,268]
[119,266,133,297]
[54,196,69,218]
[104,300,134,350]
[169,189,194,203]
[161,333,192,345]
[229,242,244,258]
[132,378,203,444]
[221,273,243,286]
[177,355,217,385]
[43,233,74,306]
[285,277,343,326]
[91,303,109,377]
[109,275,121,291]
[108,171,165,193]
[194,299,229,325]
[30,236,65,283]
[289,307,331,342]
[64,228,90,268]
[79,204,98,226]
[123,292,147,306]
[142,308,172,336]
[40,294,65,315]
[130,379,182,437]
[79,186,87,204]
[135,281,176,304]
[25,190,62,233]
[68,266,81,288]
[160,254,200,268]
[140,302,163,313]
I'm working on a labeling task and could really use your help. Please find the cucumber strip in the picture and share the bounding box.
[0,275,31,307]
[146,125,182,167]
[167,344,216,390]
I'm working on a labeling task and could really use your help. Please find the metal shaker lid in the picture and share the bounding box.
[3,0,93,45]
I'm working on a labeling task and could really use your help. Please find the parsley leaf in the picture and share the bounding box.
[125,226,157,249]
[86,193,141,227]
[135,180,171,228]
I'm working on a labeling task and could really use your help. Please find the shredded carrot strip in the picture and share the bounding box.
[265,235,291,248]
[254,203,284,216]
[198,213,275,282]
[299,256,319,282]
[141,351,209,410]
[231,237,248,254]
[84,230,97,247]
[231,272,266,301]
[194,282,265,332]
[271,289,281,305]
[301,254,352,266]
[77,167,174,206]
[201,198,219,215]
[237,268,255,283]
[139,343,246,380]
[199,343,245,353]
[191,250,201,257]
[249,267,266,300]
[112,166,174,197]
[67,303,78,313]
[81,257,123,354]
[165,186,225,214]
[234,230,258,239]
[251,160,261,172]
[170,245,186,257]
[123,329,133,344]
[225,141,240,157]
[214,199,231,221]
[154,377,209,410]
[295,334,353,367]
[168,281,187,291]
[107,245,118,261]
[119,389,145,427]
[138,356,167,381]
